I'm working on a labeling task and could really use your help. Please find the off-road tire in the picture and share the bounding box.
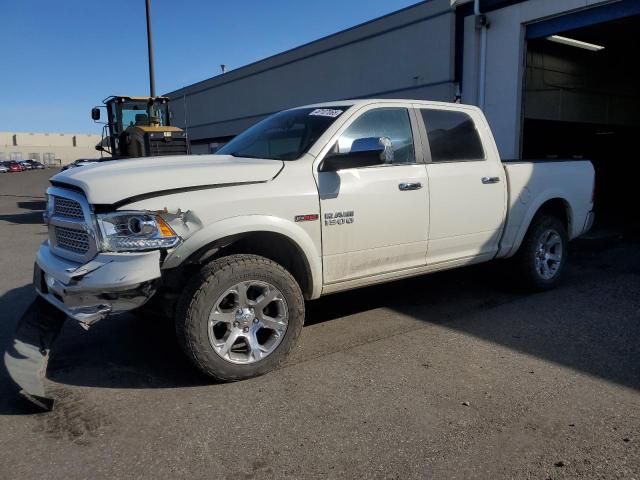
[176,254,305,381]
[512,214,568,291]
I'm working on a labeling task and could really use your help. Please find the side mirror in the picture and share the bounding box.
[91,107,101,121]
[320,137,393,172]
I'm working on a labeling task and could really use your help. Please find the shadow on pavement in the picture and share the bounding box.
[0,284,47,415]
[0,199,46,225]
[2,239,638,415]
[46,313,209,392]
[17,200,46,210]
[0,212,46,225]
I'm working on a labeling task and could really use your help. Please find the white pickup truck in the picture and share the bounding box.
[12,99,596,392]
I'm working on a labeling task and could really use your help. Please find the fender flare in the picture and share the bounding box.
[505,190,573,258]
[163,215,323,299]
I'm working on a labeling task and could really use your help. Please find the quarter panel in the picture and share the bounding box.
[499,161,595,257]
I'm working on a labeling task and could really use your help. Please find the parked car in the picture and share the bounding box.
[23,159,46,170]
[5,161,24,172]
[61,158,100,171]
[19,161,33,170]
[10,99,596,402]
[0,164,8,173]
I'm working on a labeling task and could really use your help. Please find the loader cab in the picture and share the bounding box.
[106,96,170,132]
[92,96,189,159]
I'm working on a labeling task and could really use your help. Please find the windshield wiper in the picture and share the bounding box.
[228,152,282,160]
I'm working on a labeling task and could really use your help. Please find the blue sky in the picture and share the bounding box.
[0,0,420,134]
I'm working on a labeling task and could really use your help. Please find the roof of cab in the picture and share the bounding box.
[293,98,482,112]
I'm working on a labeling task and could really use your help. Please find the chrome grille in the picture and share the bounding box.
[46,186,98,263]
[54,226,90,254]
[53,196,84,219]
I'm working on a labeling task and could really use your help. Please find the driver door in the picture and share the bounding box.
[316,106,429,284]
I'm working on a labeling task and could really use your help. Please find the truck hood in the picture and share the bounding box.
[51,155,284,205]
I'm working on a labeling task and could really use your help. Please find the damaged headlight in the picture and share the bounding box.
[96,211,181,252]
[43,194,55,223]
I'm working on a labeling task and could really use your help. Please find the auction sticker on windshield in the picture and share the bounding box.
[309,108,343,117]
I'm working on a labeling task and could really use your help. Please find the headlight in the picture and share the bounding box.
[44,194,55,222]
[96,211,181,252]
[45,194,54,214]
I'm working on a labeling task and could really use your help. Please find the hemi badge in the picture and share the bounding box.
[295,214,319,222]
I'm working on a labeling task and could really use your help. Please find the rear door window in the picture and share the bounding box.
[420,109,485,162]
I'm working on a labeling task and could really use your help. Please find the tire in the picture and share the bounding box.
[512,214,568,291]
[176,254,305,381]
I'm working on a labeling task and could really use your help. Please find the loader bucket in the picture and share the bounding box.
[4,297,66,411]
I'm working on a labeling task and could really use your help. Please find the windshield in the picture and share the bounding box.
[217,106,350,160]
[108,99,169,135]
[120,100,169,129]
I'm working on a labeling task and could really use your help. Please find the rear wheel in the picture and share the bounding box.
[176,254,305,381]
[512,215,568,291]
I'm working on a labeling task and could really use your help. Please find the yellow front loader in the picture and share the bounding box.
[92,95,189,159]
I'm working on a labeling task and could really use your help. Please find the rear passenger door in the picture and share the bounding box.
[417,106,506,265]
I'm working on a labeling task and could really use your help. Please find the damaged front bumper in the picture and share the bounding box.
[34,242,162,328]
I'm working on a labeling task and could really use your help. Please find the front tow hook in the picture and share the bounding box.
[4,297,66,411]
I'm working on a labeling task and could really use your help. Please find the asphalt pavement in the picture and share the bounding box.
[0,168,638,479]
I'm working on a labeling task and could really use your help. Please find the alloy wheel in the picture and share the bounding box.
[208,280,288,364]
[534,229,563,280]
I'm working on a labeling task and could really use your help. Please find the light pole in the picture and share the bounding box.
[145,0,156,98]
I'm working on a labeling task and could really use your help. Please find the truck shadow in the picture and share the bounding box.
[0,199,46,225]
[1,238,638,415]
[0,283,210,415]
[383,237,640,393]
[0,284,43,414]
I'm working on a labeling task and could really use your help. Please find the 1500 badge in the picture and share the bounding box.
[325,211,354,226]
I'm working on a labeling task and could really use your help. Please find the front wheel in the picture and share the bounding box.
[512,215,568,291]
[176,254,305,381]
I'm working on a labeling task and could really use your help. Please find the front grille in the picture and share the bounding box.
[147,131,189,157]
[54,226,90,254]
[47,187,98,262]
[148,138,189,156]
[53,196,84,219]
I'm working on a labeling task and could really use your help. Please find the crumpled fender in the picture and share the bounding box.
[163,215,323,299]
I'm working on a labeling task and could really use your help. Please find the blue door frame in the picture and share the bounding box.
[526,0,640,39]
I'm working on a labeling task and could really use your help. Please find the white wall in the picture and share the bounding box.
[0,132,103,165]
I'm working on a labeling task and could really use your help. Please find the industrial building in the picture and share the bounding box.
[168,0,639,228]
[0,131,103,166]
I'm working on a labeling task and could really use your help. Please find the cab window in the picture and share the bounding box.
[420,109,485,162]
[337,108,415,164]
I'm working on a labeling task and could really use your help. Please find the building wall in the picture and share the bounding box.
[461,0,612,159]
[0,132,103,165]
[167,0,622,158]
[167,0,457,143]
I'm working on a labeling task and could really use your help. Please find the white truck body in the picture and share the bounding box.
[20,99,595,389]
[40,99,593,306]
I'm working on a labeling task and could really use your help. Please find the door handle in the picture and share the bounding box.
[398,182,423,191]
[481,176,500,184]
